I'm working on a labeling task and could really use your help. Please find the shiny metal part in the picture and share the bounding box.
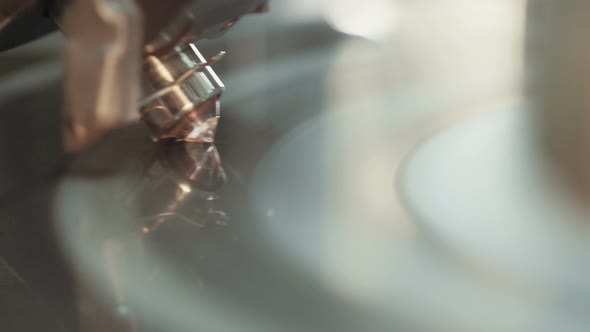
[141,44,225,142]
[136,0,268,143]
[0,0,268,151]
[140,142,227,232]
[63,0,268,148]
[164,142,227,192]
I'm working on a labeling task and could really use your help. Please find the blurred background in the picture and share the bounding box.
[0,33,61,76]
[9,1,590,332]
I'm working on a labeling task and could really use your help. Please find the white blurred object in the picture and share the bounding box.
[323,0,397,40]
[270,0,397,40]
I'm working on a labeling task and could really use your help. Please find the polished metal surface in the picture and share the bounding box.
[0,0,269,151]
[141,45,225,142]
